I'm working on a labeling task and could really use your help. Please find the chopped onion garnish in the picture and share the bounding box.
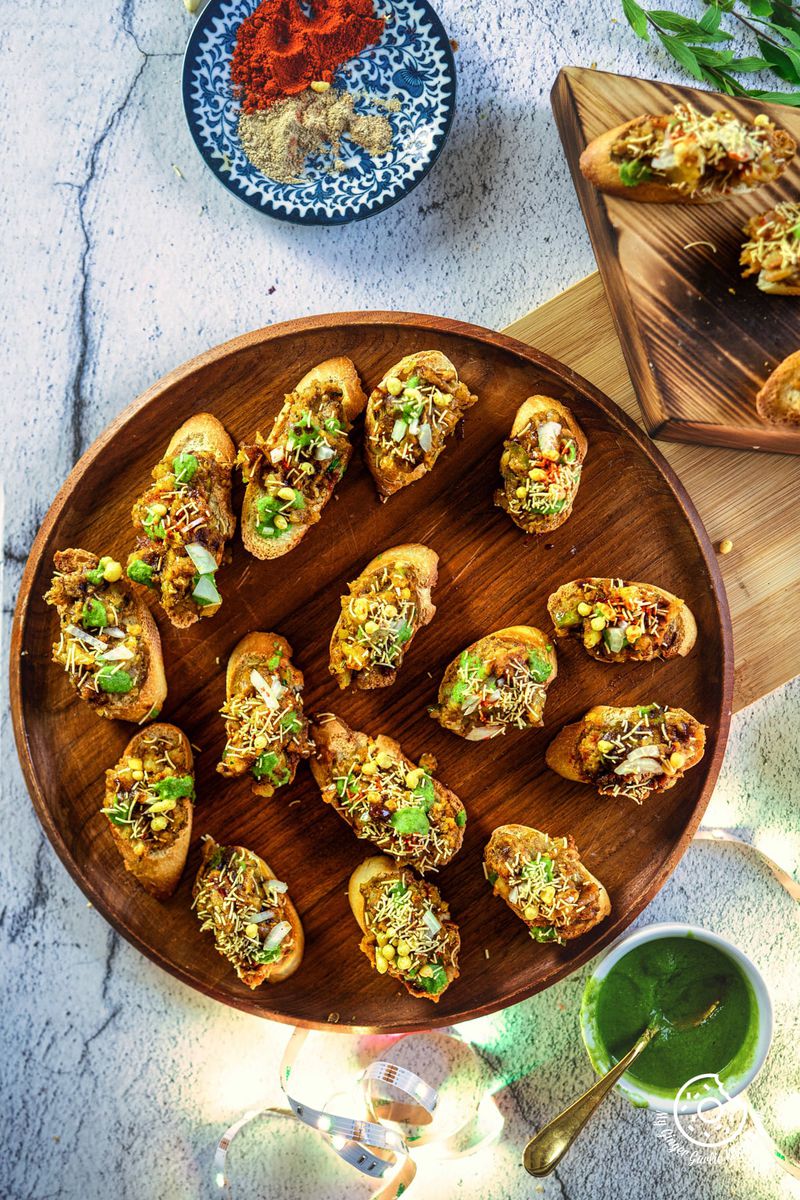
[100,644,134,662]
[625,744,660,760]
[263,920,292,951]
[269,446,284,464]
[508,886,519,905]
[314,443,335,461]
[392,418,407,442]
[250,668,284,709]
[65,624,107,653]
[105,626,126,639]
[418,422,433,453]
[265,878,288,894]
[537,421,562,457]
[422,909,442,936]
[185,542,217,575]
[614,757,663,777]
[249,910,275,923]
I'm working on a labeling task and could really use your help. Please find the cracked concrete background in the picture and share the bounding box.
[2,1,799,1198]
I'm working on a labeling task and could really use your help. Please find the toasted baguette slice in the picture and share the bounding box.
[102,724,194,900]
[430,625,557,740]
[484,824,610,943]
[741,203,800,296]
[193,837,304,988]
[495,396,587,535]
[217,632,310,798]
[240,357,367,560]
[756,350,800,426]
[580,106,795,203]
[364,350,478,499]
[310,714,466,872]
[546,703,706,804]
[547,578,697,663]
[348,856,460,1001]
[329,543,438,690]
[44,548,167,723]
[127,413,236,628]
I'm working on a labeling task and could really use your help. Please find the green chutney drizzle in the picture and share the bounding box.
[590,937,758,1090]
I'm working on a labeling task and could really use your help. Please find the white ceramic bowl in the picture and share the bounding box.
[580,922,773,1114]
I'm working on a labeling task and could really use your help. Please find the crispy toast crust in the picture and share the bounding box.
[241,357,367,560]
[495,396,587,535]
[547,578,697,663]
[104,723,193,900]
[756,350,800,425]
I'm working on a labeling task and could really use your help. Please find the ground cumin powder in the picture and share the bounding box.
[238,87,394,182]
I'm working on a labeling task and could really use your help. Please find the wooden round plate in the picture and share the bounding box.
[10,312,733,1033]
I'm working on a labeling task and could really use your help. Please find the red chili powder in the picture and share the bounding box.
[231,0,385,112]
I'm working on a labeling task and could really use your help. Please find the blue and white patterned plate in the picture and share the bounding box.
[182,0,456,225]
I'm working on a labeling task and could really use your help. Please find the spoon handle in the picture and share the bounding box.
[523,1026,657,1177]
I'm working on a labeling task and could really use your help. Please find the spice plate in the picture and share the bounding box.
[11,311,732,1032]
[182,0,456,224]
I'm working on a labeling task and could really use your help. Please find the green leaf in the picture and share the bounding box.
[757,35,800,82]
[741,0,773,15]
[621,0,649,39]
[747,87,800,103]
[699,3,722,33]
[649,10,731,39]
[658,31,705,78]
[728,55,773,71]
[693,46,736,66]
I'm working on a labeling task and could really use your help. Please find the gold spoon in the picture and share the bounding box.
[523,994,722,1177]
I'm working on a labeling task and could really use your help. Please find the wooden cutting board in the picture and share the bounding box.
[551,66,800,455]
[504,272,799,711]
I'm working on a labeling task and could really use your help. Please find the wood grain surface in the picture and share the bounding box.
[505,272,800,711]
[552,66,800,455]
[10,312,732,1032]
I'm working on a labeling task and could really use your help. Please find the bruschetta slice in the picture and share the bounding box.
[580,103,795,202]
[495,396,586,534]
[546,703,706,804]
[127,414,236,628]
[193,837,304,988]
[348,856,460,1001]
[217,632,310,798]
[741,202,800,295]
[364,350,478,499]
[429,626,557,740]
[547,578,697,663]
[329,544,438,689]
[102,723,194,900]
[755,349,800,427]
[484,825,610,944]
[44,548,167,723]
[310,715,466,872]
[238,357,367,559]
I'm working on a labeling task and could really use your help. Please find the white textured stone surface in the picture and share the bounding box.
[2,2,799,1197]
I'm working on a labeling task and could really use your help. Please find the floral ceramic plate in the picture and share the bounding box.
[182,0,456,225]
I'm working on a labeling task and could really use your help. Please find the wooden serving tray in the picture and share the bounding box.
[10,313,732,1032]
[552,66,800,455]
[505,272,800,712]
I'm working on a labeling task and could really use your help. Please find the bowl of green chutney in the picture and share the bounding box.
[580,922,773,1114]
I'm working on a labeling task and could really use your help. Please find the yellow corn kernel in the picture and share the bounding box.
[131,770,144,782]
[376,751,394,769]
[754,113,770,127]
[382,944,396,960]
[132,841,146,857]
[400,587,411,600]
[253,733,268,750]
[597,739,614,754]
[718,538,733,555]
[103,560,122,582]
[515,486,527,499]
[277,486,296,501]
[364,620,379,635]
[384,604,398,618]
[273,513,288,531]
[127,624,142,636]
[150,816,168,832]
[577,601,592,616]
[376,931,389,946]
[245,923,258,938]
[528,467,548,481]
[523,905,538,921]
[397,939,410,957]
[626,626,642,643]
[361,760,378,776]
[375,952,388,974]
[385,376,404,396]
[419,964,433,979]
[540,886,555,906]
[405,769,421,788]
[590,615,606,631]
[670,751,686,769]
[352,598,369,621]
[584,629,602,647]
[309,79,330,93]
[128,757,143,770]
[366,789,381,804]
[396,955,412,972]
